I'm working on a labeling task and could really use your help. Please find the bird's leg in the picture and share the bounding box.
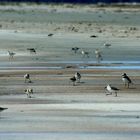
[73,82,74,86]
[115,92,117,97]
[28,78,32,83]
[73,82,75,86]
[125,83,126,87]
[28,95,31,98]
[127,83,129,88]
[27,93,29,98]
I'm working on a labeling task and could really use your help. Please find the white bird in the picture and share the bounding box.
[105,84,119,97]
[75,72,81,83]
[24,88,33,98]
[122,73,133,88]
[24,74,31,83]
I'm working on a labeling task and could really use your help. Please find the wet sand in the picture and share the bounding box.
[0,4,140,140]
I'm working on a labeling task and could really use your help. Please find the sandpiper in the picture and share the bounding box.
[81,50,89,58]
[24,74,32,83]
[8,51,16,60]
[122,73,132,88]
[25,88,33,98]
[27,48,36,54]
[71,47,79,54]
[95,49,103,63]
[105,84,119,97]
[75,72,81,83]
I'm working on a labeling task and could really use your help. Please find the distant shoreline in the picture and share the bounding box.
[0,2,140,7]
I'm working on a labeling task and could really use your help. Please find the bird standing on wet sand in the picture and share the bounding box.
[24,88,33,98]
[71,47,79,54]
[105,84,119,97]
[24,74,32,83]
[8,51,16,60]
[81,50,89,58]
[70,76,76,86]
[27,48,36,54]
[75,72,81,83]
[122,73,132,88]
[104,43,111,48]
[95,49,103,63]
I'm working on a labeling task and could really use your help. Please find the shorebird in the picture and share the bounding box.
[27,48,36,54]
[24,74,32,83]
[81,50,89,58]
[90,35,97,38]
[122,73,132,88]
[69,76,76,86]
[104,43,111,48]
[105,84,119,97]
[71,47,79,54]
[48,33,53,37]
[95,49,103,63]
[0,107,8,112]
[24,88,33,98]
[8,51,16,60]
[75,72,81,83]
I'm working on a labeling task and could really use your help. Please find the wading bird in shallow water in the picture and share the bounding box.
[95,49,103,64]
[105,84,119,97]
[122,73,133,88]
[69,76,77,86]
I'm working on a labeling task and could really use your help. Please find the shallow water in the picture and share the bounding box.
[0,60,140,70]
[80,65,140,70]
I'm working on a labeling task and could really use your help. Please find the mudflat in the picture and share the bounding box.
[0,3,140,140]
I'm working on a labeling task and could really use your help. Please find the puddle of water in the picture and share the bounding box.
[0,61,140,70]
[80,65,140,70]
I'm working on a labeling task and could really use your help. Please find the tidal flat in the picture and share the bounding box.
[0,3,140,140]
